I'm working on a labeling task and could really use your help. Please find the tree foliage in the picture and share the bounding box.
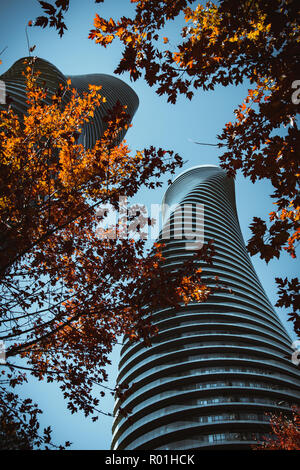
[253,406,300,450]
[87,0,300,338]
[32,0,300,339]
[0,57,219,448]
[5,0,298,448]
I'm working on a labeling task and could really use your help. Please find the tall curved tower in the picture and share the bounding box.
[112,165,300,450]
[0,57,139,146]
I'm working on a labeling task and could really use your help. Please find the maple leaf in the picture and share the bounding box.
[34,16,49,28]
[39,1,56,16]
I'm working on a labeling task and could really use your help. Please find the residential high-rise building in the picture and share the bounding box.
[112,165,300,450]
[0,57,139,146]
[0,56,139,273]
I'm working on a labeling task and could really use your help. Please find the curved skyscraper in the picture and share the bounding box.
[0,57,139,146]
[112,165,300,450]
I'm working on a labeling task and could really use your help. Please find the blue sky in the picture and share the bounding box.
[0,0,298,450]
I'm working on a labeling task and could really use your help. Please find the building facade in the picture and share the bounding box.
[112,165,300,450]
[0,57,139,146]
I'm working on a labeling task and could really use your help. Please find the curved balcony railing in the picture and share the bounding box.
[0,57,139,147]
[112,165,300,450]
